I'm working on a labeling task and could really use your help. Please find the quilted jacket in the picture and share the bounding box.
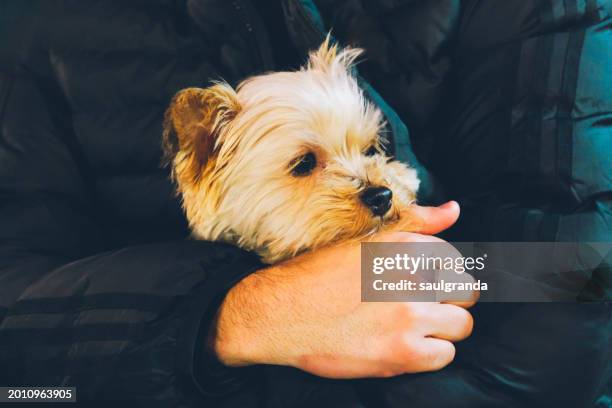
[0,0,610,406]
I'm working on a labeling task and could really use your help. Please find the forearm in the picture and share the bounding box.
[211,266,288,367]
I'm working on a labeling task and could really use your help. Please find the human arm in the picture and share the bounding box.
[211,202,478,379]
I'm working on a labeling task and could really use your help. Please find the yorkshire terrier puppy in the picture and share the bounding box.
[162,39,420,263]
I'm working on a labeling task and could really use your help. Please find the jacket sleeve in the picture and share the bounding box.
[0,71,264,405]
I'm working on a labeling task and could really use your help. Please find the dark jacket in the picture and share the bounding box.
[0,0,610,407]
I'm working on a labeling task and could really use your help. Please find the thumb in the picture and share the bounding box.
[399,201,460,235]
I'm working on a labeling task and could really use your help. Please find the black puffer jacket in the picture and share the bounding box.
[0,0,610,407]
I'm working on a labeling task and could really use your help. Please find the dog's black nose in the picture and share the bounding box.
[361,187,393,216]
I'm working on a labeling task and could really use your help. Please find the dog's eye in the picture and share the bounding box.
[291,152,317,176]
[365,145,379,157]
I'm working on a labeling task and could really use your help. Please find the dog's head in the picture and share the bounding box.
[163,39,419,263]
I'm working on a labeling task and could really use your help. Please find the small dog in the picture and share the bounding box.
[162,39,420,263]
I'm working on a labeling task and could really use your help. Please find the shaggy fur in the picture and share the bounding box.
[163,39,420,263]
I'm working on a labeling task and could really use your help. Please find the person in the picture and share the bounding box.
[0,1,609,407]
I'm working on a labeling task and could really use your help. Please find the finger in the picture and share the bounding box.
[423,304,474,342]
[400,337,456,373]
[399,201,460,235]
[436,268,480,307]
[441,289,479,308]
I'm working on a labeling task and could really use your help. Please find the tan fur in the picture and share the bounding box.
[163,40,420,263]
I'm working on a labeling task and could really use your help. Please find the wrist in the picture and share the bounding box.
[210,265,289,367]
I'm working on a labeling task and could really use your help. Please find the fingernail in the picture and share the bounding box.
[440,201,458,209]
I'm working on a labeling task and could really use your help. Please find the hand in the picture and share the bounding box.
[210,201,477,378]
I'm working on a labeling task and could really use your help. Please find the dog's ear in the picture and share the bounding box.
[162,84,240,182]
[307,34,362,74]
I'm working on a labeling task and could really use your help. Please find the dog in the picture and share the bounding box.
[162,39,420,263]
